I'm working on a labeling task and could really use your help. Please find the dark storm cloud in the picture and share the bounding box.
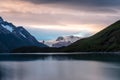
[21,0,120,7]
[19,0,120,13]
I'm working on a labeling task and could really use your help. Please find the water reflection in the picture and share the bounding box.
[0,60,120,80]
[0,53,120,61]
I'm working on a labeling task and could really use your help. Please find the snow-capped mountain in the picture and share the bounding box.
[42,36,81,48]
[0,17,47,52]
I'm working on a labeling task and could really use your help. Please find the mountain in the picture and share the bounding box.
[42,36,81,47]
[0,17,47,52]
[64,20,120,52]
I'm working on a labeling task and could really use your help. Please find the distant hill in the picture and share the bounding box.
[42,36,81,47]
[0,17,47,52]
[64,20,120,52]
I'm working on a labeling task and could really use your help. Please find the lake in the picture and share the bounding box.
[0,53,120,80]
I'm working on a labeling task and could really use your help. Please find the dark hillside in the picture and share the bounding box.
[64,20,120,52]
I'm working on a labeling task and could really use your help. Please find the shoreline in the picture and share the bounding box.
[0,53,120,61]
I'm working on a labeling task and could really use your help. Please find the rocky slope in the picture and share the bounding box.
[0,17,47,52]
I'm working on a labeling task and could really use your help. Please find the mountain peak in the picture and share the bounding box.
[0,17,4,22]
[0,16,48,52]
[42,35,81,47]
[56,36,64,41]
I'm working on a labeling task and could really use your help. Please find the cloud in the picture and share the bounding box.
[19,0,120,6]
[19,0,120,7]
[19,0,120,13]
[0,0,120,40]
[26,27,82,40]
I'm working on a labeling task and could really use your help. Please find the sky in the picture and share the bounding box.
[0,0,120,40]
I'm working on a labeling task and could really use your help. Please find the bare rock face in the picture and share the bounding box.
[56,36,64,41]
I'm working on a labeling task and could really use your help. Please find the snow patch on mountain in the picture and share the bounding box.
[41,36,81,47]
[0,16,48,52]
[19,32,26,38]
[1,24,13,32]
[56,36,80,42]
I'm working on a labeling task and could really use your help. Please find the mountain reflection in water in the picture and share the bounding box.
[0,53,120,80]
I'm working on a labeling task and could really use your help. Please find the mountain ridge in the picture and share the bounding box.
[64,20,120,52]
[10,20,120,53]
[42,35,81,47]
[0,17,47,52]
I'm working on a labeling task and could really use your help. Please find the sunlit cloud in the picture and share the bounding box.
[0,0,120,40]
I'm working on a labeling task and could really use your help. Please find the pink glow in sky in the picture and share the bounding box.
[0,0,120,40]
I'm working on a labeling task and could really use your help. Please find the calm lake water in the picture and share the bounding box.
[0,53,120,80]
